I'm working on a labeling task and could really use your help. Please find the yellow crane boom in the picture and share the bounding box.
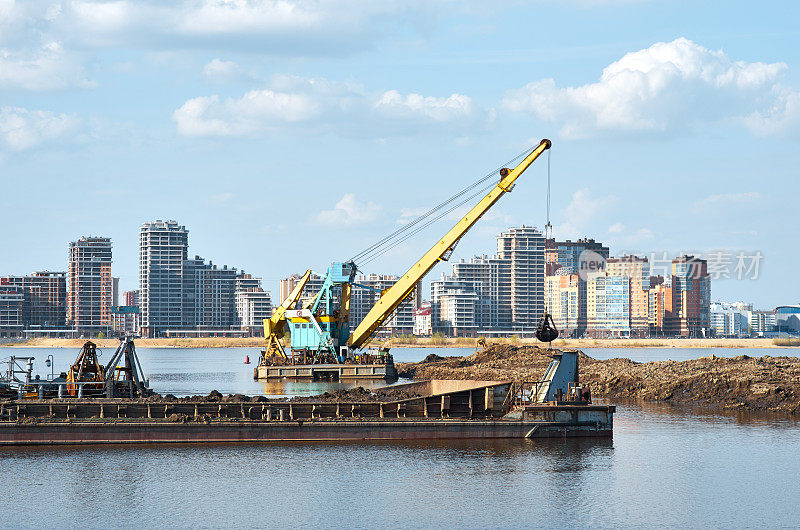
[261,269,312,364]
[348,139,551,350]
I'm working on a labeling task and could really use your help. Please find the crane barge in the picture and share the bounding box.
[255,139,552,381]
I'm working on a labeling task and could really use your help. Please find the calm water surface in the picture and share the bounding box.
[1,346,798,528]
[0,399,798,528]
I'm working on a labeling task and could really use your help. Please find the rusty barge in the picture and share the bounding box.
[0,379,613,445]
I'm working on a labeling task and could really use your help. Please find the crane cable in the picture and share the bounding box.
[356,180,497,268]
[545,147,552,239]
[349,145,537,268]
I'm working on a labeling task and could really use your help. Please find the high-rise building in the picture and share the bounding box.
[183,257,238,330]
[606,256,650,337]
[68,237,113,335]
[670,255,711,337]
[350,274,418,336]
[0,285,23,338]
[544,272,582,337]
[497,226,545,329]
[123,290,139,307]
[545,238,609,276]
[234,274,272,336]
[451,255,511,330]
[139,220,189,337]
[1,271,67,331]
[279,273,326,307]
[431,274,482,336]
[586,272,631,338]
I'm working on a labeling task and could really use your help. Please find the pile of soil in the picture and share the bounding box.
[399,345,800,415]
[291,385,422,403]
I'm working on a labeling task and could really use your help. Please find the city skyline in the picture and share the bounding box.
[0,217,793,313]
[1,2,798,310]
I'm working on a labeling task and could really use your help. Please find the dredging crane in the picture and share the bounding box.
[255,139,552,381]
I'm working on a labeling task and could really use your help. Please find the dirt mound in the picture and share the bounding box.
[291,385,423,403]
[397,345,800,415]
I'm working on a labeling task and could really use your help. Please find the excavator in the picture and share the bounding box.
[257,139,553,375]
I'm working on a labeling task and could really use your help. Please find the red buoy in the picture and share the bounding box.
[244,355,250,364]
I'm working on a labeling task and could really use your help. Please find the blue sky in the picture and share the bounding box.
[0,0,798,309]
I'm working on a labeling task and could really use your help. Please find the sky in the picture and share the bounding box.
[0,0,798,309]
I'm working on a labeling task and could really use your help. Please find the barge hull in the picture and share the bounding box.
[0,420,611,445]
[255,362,398,381]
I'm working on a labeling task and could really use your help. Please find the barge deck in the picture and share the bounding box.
[0,380,614,445]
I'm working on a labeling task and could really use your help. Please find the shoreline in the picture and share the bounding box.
[1,336,796,349]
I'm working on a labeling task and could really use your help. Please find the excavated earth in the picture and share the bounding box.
[397,345,800,415]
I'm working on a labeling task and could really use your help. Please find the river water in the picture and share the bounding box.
[1,346,799,527]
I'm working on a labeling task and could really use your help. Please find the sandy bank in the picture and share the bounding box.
[0,337,265,349]
[397,344,800,415]
[386,337,795,349]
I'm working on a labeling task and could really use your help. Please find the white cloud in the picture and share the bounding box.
[8,1,438,56]
[203,59,240,82]
[693,191,761,212]
[174,75,484,137]
[554,188,616,239]
[173,90,321,136]
[0,42,94,90]
[0,106,79,151]
[501,37,800,138]
[608,222,625,234]
[374,90,475,123]
[316,194,381,226]
[397,207,430,225]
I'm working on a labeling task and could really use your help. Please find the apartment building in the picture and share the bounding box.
[68,237,113,335]
[605,256,650,337]
[544,272,582,337]
[350,274,418,336]
[451,255,511,330]
[431,274,482,336]
[497,226,545,329]
[0,285,23,338]
[0,271,67,332]
[586,272,631,337]
[184,258,238,330]
[670,255,711,337]
[545,238,609,276]
[234,274,272,336]
[139,220,189,337]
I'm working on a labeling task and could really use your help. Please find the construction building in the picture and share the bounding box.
[68,237,113,336]
[139,220,189,337]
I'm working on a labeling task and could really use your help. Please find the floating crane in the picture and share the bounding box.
[256,139,552,381]
[259,269,313,366]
